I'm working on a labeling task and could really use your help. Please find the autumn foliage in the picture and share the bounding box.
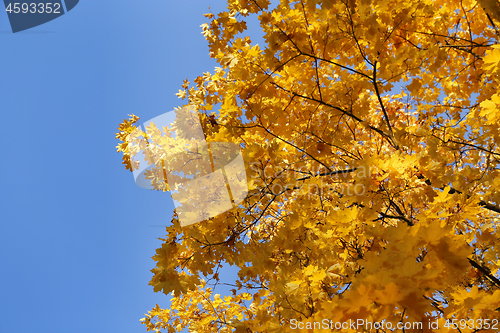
[116,0,500,331]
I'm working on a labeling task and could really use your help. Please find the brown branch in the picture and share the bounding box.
[416,174,500,214]
[372,60,400,150]
[269,81,395,145]
[468,258,500,289]
[375,212,414,226]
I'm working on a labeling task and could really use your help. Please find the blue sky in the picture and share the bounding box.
[0,1,241,332]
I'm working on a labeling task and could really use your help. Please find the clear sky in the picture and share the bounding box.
[0,1,242,332]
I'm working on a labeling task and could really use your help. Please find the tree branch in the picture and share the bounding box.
[468,258,500,289]
[372,60,400,150]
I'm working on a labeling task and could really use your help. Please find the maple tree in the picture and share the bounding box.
[116,0,500,331]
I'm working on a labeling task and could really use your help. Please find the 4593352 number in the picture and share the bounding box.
[5,3,61,14]
[444,318,499,330]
